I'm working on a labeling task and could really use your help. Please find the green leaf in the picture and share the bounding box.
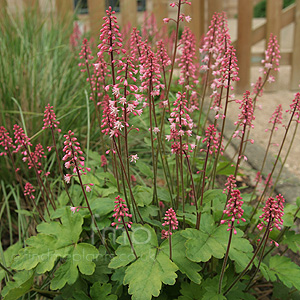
[136,161,153,179]
[216,161,236,176]
[90,197,115,217]
[178,280,203,300]
[82,246,112,284]
[182,214,252,267]
[12,207,83,273]
[90,283,117,300]
[50,243,99,290]
[0,242,22,281]
[124,249,178,300]
[226,282,256,300]
[282,231,300,253]
[268,256,300,290]
[2,270,34,300]
[283,203,296,227]
[109,224,178,300]
[296,197,300,208]
[133,185,153,206]
[181,214,227,262]
[161,232,202,284]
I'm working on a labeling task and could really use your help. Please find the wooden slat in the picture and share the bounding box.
[266,0,282,39]
[236,0,253,93]
[120,0,137,28]
[291,0,300,90]
[249,4,295,46]
[265,0,282,91]
[55,0,73,18]
[152,0,168,30]
[208,0,223,25]
[251,51,292,66]
[184,0,205,45]
[88,0,105,40]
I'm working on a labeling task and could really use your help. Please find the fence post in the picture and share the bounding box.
[185,0,205,46]
[236,0,253,93]
[120,0,137,28]
[291,0,300,90]
[55,0,74,18]
[88,0,105,40]
[153,0,169,29]
[266,0,282,91]
[208,0,223,25]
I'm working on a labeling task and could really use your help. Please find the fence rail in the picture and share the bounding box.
[3,0,300,91]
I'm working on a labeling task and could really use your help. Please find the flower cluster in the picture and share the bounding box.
[221,189,246,234]
[42,104,61,132]
[13,124,32,154]
[261,33,281,75]
[178,27,197,86]
[62,130,93,191]
[0,126,15,156]
[78,38,94,73]
[166,92,194,154]
[24,182,35,200]
[286,92,300,122]
[200,124,223,155]
[161,208,178,239]
[223,175,237,194]
[234,91,255,137]
[111,195,132,229]
[98,7,125,56]
[257,194,285,231]
[266,104,283,132]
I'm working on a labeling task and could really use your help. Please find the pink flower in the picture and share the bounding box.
[130,154,139,163]
[257,194,285,232]
[161,208,178,239]
[185,15,192,23]
[62,131,93,188]
[111,195,132,229]
[42,104,61,132]
[0,126,15,156]
[24,182,35,200]
[101,155,108,167]
[200,124,224,155]
[220,189,246,234]
[78,38,94,73]
[261,33,281,75]
[163,18,170,23]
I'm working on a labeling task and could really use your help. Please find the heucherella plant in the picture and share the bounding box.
[2,2,300,300]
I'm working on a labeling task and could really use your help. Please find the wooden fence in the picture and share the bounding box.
[4,0,300,91]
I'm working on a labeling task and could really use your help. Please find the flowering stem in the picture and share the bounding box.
[122,217,138,260]
[50,127,74,206]
[69,138,111,254]
[196,146,210,229]
[219,221,234,294]
[249,121,276,203]
[112,137,144,224]
[270,120,298,196]
[249,103,297,223]
[169,219,173,261]
[224,220,271,296]
[183,150,199,220]
[245,227,271,291]
[165,0,182,106]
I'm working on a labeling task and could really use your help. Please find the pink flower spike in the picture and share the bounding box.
[221,189,246,234]
[0,126,15,156]
[161,208,178,239]
[42,104,61,132]
[112,195,132,229]
[24,182,35,200]
[257,194,285,232]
